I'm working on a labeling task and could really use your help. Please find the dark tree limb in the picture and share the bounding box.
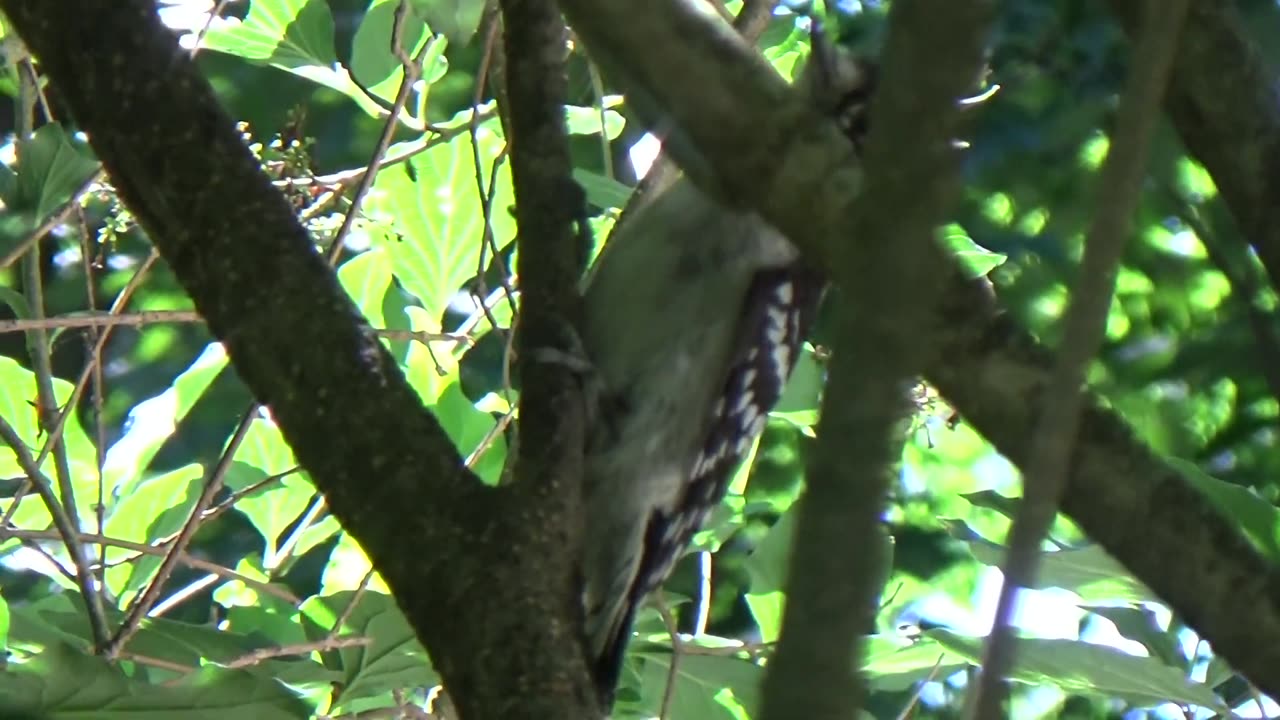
[552,0,1280,699]
[498,0,598,713]
[1,1,595,717]
[760,2,992,718]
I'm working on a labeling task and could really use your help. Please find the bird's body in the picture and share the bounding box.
[579,180,814,684]
[576,38,877,703]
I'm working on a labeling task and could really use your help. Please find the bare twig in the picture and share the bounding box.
[0,311,474,348]
[3,527,299,603]
[655,594,683,720]
[325,0,433,266]
[0,170,101,271]
[274,104,498,194]
[267,493,326,571]
[0,250,163,537]
[0,416,109,645]
[11,59,109,649]
[105,409,258,658]
[187,0,233,57]
[0,309,201,333]
[332,567,377,636]
[968,1,1191,716]
[894,654,946,720]
[224,635,371,669]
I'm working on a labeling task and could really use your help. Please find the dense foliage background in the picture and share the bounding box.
[0,0,1277,718]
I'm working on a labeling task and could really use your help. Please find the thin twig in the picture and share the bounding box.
[105,409,258,658]
[0,170,102,271]
[331,567,377,637]
[272,103,498,191]
[74,188,110,592]
[894,654,946,720]
[30,250,161,483]
[0,250,163,537]
[224,635,371,669]
[325,0,431,266]
[267,493,326,571]
[0,415,109,645]
[586,60,614,180]
[968,1,1191,716]
[3,527,299,603]
[116,650,196,674]
[0,311,474,347]
[464,407,515,469]
[469,21,520,332]
[12,58,108,650]
[199,466,299,524]
[655,593,684,720]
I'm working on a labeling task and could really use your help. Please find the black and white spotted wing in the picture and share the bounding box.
[634,263,825,605]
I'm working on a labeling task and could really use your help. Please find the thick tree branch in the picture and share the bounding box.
[553,0,1280,699]
[761,2,992,718]
[0,2,592,718]
[497,0,598,716]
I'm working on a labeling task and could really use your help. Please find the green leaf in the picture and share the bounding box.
[1168,457,1280,561]
[12,598,289,669]
[1085,606,1184,670]
[10,124,99,221]
[565,102,626,139]
[744,509,794,596]
[0,357,99,531]
[104,342,228,493]
[928,630,1227,711]
[368,118,514,322]
[222,417,318,566]
[573,168,633,211]
[204,0,337,69]
[102,463,204,602]
[962,532,1156,603]
[201,0,385,117]
[337,247,393,328]
[940,224,1006,277]
[631,651,761,720]
[300,592,437,711]
[408,0,486,46]
[432,381,507,485]
[862,635,968,691]
[0,591,9,650]
[0,641,314,719]
[351,0,444,108]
